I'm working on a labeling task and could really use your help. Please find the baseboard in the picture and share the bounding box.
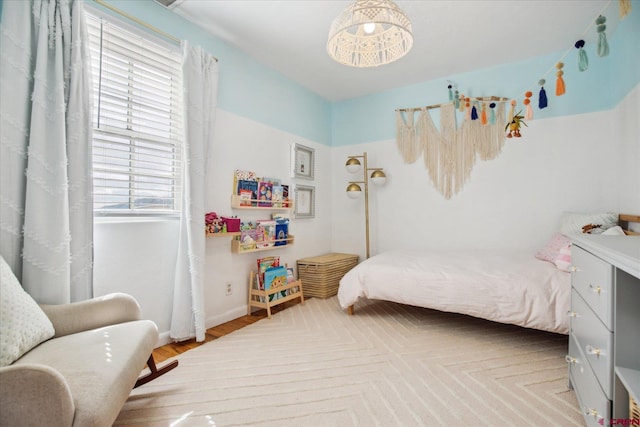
[155,306,250,348]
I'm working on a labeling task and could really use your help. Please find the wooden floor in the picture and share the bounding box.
[152,300,303,363]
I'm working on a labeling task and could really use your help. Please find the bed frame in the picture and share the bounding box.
[345,214,639,316]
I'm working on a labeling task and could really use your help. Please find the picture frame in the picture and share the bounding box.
[294,185,315,218]
[291,143,315,180]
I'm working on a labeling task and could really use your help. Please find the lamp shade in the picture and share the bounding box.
[346,182,362,199]
[370,169,386,185]
[345,157,361,173]
[327,0,413,68]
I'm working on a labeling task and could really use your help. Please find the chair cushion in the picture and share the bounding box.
[0,256,54,367]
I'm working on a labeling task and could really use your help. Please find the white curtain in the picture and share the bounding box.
[0,0,93,303]
[170,42,219,342]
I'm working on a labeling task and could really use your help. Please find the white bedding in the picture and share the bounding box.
[338,250,571,334]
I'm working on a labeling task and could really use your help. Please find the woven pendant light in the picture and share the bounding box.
[327,0,413,67]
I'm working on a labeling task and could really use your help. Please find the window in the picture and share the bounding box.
[87,13,183,215]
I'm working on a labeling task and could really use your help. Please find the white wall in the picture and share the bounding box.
[331,85,640,259]
[613,85,640,217]
[95,87,639,347]
[94,110,332,345]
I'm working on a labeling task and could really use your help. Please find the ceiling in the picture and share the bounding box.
[165,0,617,102]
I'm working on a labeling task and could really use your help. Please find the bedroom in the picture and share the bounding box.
[0,0,639,425]
[82,0,639,344]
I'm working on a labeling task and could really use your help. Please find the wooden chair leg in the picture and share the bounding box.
[134,355,179,388]
[347,305,354,315]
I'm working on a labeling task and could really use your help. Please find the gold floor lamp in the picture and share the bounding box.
[345,152,386,259]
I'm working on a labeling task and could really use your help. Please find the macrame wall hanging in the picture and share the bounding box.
[396,97,507,199]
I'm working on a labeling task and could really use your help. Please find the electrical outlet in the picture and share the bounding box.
[225,282,232,296]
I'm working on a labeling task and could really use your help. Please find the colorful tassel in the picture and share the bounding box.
[459,94,465,112]
[523,91,533,120]
[480,102,488,125]
[489,103,496,125]
[448,84,453,101]
[575,40,589,71]
[596,15,610,57]
[538,79,548,109]
[555,62,566,96]
[465,98,471,120]
[471,102,478,120]
[454,90,460,109]
[620,0,632,19]
[508,100,516,123]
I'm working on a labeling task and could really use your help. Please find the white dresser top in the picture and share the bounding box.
[571,235,640,278]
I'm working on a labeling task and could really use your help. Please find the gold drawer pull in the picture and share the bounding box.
[565,355,578,364]
[585,407,602,421]
[589,284,602,295]
[571,266,579,272]
[567,310,578,318]
[585,345,603,357]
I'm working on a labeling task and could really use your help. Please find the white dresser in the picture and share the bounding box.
[567,235,640,427]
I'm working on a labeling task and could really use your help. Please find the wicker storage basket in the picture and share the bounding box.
[297,253,359,298]
[631,395,640,422]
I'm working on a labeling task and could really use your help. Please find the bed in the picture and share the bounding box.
[338,213,640,335]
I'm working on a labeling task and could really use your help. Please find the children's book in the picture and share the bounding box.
[282,184,290,207]
[237,180,258,206]
[264,266,288,301]
[272,185,284,208]
[256,220,276,248]
[256,256,280,288]
[274,218,289,246]
[233,170,256,194]
[257,181,273,207]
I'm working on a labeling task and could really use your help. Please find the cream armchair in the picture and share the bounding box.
[0,293,177,427]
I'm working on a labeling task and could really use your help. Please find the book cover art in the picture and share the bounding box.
[282,184,290,207]
[257,256,280,288]
[237,180,258,206]
[256,220,276,248]
[233,170,256,194]
[257,181,273,207]
[274,218,289,246]
[272,185,284,208]
[264,266,288,301]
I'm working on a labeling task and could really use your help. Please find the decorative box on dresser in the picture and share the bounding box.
[567,235,640,427]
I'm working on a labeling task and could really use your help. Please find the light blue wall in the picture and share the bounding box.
[11,0,637,147]
[92,0,332,145]
[332,2,640,146]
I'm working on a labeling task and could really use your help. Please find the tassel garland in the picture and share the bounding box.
[596,15,610,57]
[448,84,453,101]
[538,79,548,109]
[489,103,496,125]
[555,62,566,96]
[575,40,589,71]
[454,90,460,109]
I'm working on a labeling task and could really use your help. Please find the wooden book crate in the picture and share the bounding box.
[248,271,304,318]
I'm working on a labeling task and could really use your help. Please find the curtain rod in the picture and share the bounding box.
[92,0,219,62]
[396,96,508,112]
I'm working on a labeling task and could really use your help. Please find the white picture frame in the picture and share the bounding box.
[294,185,315,218]
[291,143,315,180]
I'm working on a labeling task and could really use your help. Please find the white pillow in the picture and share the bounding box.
[601,225,626,236]
[560,212,618,235]
[0,256,55,367]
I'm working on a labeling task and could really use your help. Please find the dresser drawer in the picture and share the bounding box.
[571,246,614,329]
[570,289,613,398]
[568,334,611,427]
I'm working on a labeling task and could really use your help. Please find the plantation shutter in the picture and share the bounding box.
[87,13,183,214]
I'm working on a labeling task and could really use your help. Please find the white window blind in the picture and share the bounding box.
[87,13,183,215]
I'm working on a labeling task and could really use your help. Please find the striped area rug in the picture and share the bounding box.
[116,297,583,426]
